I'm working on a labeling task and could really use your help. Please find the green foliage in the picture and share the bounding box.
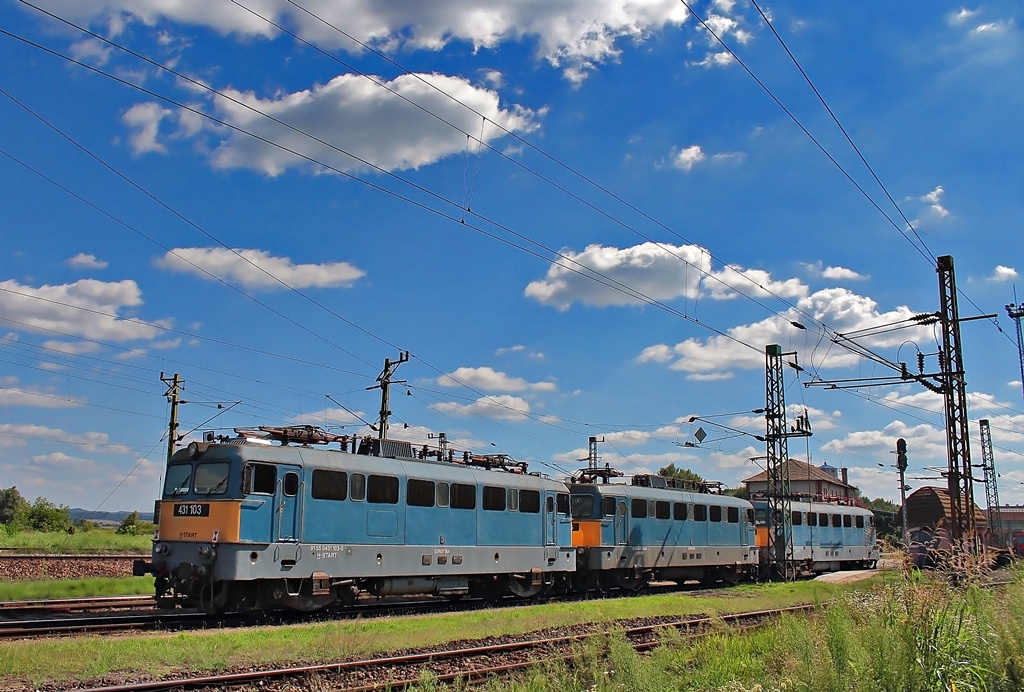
[659,463,705,483]
[16,496,72,533]
[0,526,152,553]
[114,511,157,536]
[865,497,899,513]
[0,576,154,602]
[0,486,28,525]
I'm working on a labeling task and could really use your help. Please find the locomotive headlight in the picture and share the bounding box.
[197,544,216,560]
[153,542,169,555]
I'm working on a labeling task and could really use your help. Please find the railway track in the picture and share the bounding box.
[68,605,816,691]
[0,595,156,616]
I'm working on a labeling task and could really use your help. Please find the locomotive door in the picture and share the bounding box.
[615,500,627,545]
[544,494,556,546]
[276,466,302,542]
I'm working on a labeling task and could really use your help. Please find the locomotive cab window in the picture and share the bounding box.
[245,463,277,495]
[282,471,299,498]
[727,506,739,523]
[407,479,434,507]
[520,489,540,513]
[557,493,569,515]
[368,475,399,504]
[746,509,754,524]
[311,469,346,501]
[603,497,616,517]
[855,515,865,529]
[483,486,506,511]
[193,462,230,496]
[164,464,192,497]
[451,483,476,510]
[350,473,366,502]
[631,498,647,519]
[571,494,594,519]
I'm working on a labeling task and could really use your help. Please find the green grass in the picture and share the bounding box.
[1,528,152,554]
[0,578,877,688]
[0,577,155,602]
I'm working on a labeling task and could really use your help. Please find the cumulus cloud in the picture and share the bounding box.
[672,144,706,171]
[432,394,531,421]
[524,242,710,311]
[702,265,808,300]
[803,261,867,281]
[0,423,121,452]
[638,287,932,377]
[905,185,950,228]
[438,366,555,392]
[65,253,109,270]
[45,0,702,83]
[987,265,1017,282]
[127,72,541,175]
[0,278,161,342]
[155,247,365,290]
[0,385,83,408]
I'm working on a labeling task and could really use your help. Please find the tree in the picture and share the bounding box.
[116,511,141,535]
[658,464,705,484]
[0,486,27,525]
[22,497,71,532]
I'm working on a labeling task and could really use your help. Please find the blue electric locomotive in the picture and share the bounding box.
[135,426,575,612]
[569,474,758,590]
[751,498,879,575]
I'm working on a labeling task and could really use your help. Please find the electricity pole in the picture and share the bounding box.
[978,419,1004,548]
[161,372,184,461]
[1007,301,1024,407]
[368,352,409,440]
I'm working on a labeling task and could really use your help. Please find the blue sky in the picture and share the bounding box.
[1,0,1022,512]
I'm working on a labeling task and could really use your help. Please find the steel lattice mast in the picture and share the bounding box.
[937,255,975,547]
[1007,302,1024,408]
[978,419,1004,548]
[764,344,805,581]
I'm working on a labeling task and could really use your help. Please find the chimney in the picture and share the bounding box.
[841,467,848,486]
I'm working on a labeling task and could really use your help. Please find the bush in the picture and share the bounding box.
[16,497,72,533]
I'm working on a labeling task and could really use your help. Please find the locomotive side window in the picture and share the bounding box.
[831,514,842,528]
[746,509,754,523]
[674,502,688,520]
[709,505,722,522]
[807,512,817,527]
[727,506,739,523]
[546,496,555,513]
[603,497,617,516]
[483,486,506,511]
[507,488,519,511]
[350,473,366,501]
[693,504,707,521]
[557,493,569,515]
[435,482,450,508]
[856,515,865,529]
[792,510,803,526]
[407,479,434,507]
[311,469,346,501]
[164,464,192,497]
[245,463,277,495]
[818,512,828,526]
[843,515,852,528]
[631,498,647,518]
[656,501,670,520]
[571,494,594,518]
[282,472,299,498]
[194,462,230,496]
[520,489,540,513]
[368,475,399,504]
[451,483,476,510]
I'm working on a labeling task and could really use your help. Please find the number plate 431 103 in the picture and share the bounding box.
[174,503,210,517]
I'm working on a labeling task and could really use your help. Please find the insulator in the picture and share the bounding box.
[917,351,925,374]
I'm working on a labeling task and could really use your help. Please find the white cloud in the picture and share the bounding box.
[0,385,83,408]
[0,278,160,342]
[974,21,1007,34]
[710,151,747,164]
[155,247,365,290]
[0,423,122,452]
[438,366,555,392]
[951,8,979,25]
[987,265,1017,282]
[69,37,112,65]
[65,253,109,270]
[689,51,735,68]
[122,102,173,155]
[905,185,950,228]
[672,144,706,171]
[525,242,710,311]
[154,72,542,176]
[432,394,531,421]
[703,265,809,300]
[639,287,932,377]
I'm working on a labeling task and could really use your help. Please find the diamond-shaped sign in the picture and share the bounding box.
[694,426,707,443]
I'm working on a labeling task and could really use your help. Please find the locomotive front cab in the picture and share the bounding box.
[140,443,245,609]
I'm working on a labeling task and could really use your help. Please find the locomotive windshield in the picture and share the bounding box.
[164,464,192,497]
[193,462,231,495]
[570,494,594,518]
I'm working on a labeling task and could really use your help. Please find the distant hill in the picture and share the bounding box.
[70,508,154,525]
